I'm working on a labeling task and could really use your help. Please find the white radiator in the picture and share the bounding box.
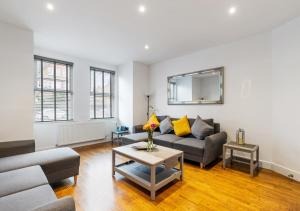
[57,122,106,146]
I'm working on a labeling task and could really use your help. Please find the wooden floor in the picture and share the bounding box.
[54,143,300,211]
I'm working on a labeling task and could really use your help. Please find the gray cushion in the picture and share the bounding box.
[0,140,35,158]
[0,147,79,173]
[121,132,160,145]
[0,184,57,211]
[153,134,183,148]
[159,117,173,134]
[173,138,205,156]
[171,117,214,128]
[191,116,214,140]
[0,165,48,197]
[0,147,80,184]
[32,196,75,211]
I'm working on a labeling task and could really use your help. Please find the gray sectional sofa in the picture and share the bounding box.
[122,116,227,168]
[0,140,80,211]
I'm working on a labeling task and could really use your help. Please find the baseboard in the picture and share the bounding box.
[268,162,300,182]
[226,151,300,182]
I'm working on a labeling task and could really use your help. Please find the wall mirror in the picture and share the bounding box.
[167,67,224,105]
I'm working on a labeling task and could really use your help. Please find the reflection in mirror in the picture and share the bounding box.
[168,67,224,105]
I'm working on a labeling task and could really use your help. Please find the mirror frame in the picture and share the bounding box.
[167,67,224,105]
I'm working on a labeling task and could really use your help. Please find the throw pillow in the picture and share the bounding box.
[172,115,191,136]
[191,115,214,139]
[143,113,160,130]
[159,117,173,134]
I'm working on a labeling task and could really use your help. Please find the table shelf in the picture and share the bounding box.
[115,162,181,191]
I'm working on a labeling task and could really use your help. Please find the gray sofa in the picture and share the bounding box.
[122,116,227,168]
[0,140,79,211]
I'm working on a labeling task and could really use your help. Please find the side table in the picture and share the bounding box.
[223,142,259,177]
[111,130,129,146]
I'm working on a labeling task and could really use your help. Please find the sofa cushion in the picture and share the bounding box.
[153,134,183,148]
[0,184,57,211]
[0,140,35,158]
[32,196,75,211]
[0,147,80,177]
[121,132,160,145]
[173,138,205,156]
[159,117,173,134]
[189,118,214,128]
[0,165,48,198]
[191,115,214,140]
[172,116,191,136]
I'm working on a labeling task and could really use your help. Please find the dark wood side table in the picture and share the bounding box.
[111,130,129,145]
[223,142,259,177]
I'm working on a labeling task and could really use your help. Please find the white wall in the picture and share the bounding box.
[118,61,149,130]
[0,22,34,142]
[272,17,300,176]
[133,62,149,125]
[150,32,273,163]
[118,62,134,129]
[34,48,118,150]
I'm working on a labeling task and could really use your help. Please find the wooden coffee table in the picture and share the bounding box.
[112,142,184,200]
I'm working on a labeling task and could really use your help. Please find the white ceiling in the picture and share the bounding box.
[1,0,300,65]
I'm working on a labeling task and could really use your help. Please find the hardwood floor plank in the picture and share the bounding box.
[53,143,300,211]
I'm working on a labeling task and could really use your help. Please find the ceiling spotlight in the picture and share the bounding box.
[139,5,146,13]
[46,2,54,11]
[229,7,236,15]
[144,44,149,50]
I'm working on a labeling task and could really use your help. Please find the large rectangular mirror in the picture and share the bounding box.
[167,67,224,105]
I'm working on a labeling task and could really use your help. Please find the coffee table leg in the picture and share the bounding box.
[223,145,226,168]
[180,153,184,180]
[150,165,156,200]
[230,149,233,166]
[112,151,115,176]
[250,151,254,177]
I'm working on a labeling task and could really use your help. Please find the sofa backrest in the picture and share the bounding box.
[156,115,220,134]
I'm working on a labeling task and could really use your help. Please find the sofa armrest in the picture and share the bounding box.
[0,140,35,158]
[203,132,227,166]
[32,196,75,211]
[132,125,144,133]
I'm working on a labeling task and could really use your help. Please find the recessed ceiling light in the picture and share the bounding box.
[46,2,54,11]
[139,5,146,13]
[229,6,236,15]
[144,44,149,50]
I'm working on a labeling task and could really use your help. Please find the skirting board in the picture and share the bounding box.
[226,152,300,182]
[266,162,300,182]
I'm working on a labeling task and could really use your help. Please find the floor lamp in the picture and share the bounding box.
[146,94,150,119]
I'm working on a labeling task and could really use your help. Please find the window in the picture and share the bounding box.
[34,55,73,122]
[90,67,115,119]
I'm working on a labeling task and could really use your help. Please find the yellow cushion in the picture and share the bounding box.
[143,114,160,130]
[172,116,191,136]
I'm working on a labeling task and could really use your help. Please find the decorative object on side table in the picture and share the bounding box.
[236,128,245,145]
[223,141,259,177]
